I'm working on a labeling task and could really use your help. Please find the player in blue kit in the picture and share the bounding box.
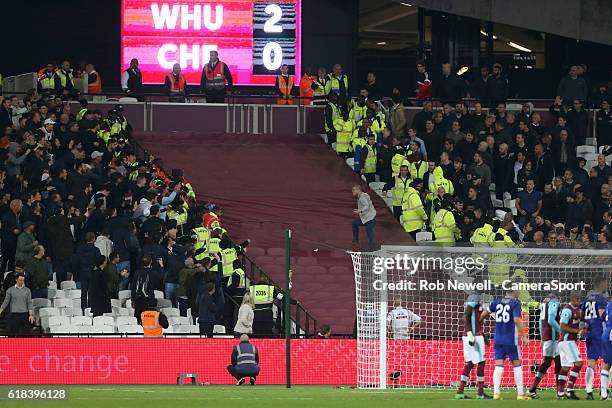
[488,288,530,400]
[600,299,612,400]
[582,276,608,399]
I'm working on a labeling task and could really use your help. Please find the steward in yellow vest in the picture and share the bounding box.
[220,238,240,280]
[427,166,454,200]
[391,146,414,177]
[359,134,378,182]
[470,221,495,247]
[383,165,411,220]
[431,195,460,243]
[324,94,340,145]
[410,159,428,181]
[224,259,248,330]
[349,96,368,125]
[333,110,355,157]
[402,183,428,238]
[249,277,279,335]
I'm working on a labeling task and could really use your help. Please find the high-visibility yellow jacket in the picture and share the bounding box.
[428,166,454,200]
[333,117,355,153]
[431,209,460,243]
[402,187,427,233]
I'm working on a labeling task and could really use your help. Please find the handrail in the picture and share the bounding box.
[131,138,318,338]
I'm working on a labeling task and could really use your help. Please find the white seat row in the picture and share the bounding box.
[44,315,139,330]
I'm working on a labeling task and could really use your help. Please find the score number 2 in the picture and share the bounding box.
[263,4,283,71]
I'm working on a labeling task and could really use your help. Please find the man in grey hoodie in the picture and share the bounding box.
[352,185,377,250]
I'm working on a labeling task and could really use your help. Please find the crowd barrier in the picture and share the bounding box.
[0,338,601,386]
[68,100,599,141]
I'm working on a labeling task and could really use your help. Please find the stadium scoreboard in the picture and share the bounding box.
[121,0,301,85]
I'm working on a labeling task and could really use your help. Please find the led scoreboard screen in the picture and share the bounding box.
[121,0,301,86]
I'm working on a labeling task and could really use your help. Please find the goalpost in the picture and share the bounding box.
[351,245,612,389]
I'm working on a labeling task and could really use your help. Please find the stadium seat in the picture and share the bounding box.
[156,299,172,308]
[84,308,92,317]
[118,290,131,301]
[92,325,115,334]
[178,316,191,325]
[60,281,77,291]
[66,289,81,299]
[167,316,182,326]
[586,137,597,146]
[71,325,93,334]
[506,103,523,111]
[584,152,599,162]
[62,307,83,317]
[368,181,385,191]
[161,307,180,317]
[245,247,265,257]
[70,316,93,326]
[117,324,143,334]
[577,145,597,155]
[345,157,354,168]
[416,231,433,242]
[39,307,60,317]
[33,298,51,308]
[93,316,115,327]
[118,97,138,103]
[53,298,73,308]
[329,266,350,275]
[71,298,81,308]
[47,288,57,298]
[154,290,165,299]
[253,255,275,265]
[49,325,71,334]
[115,316,137,327]
[177,325,199,334]
[110,299,122,308]
[266,247,284,256]
[47,315,70,328]
[48,281,57,290]
[51,289,66,298]
[213,325,226,334]
[296,257,317,266]
[112,307,130,316]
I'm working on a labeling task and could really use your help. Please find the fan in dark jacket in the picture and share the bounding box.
[90,255,111,317]
[45,207,75,284]
[75,232,102,310]
[131,255,156,324]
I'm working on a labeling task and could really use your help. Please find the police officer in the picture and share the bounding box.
[227,334,260,385]
[140,299,170,338]
[249,276,280,336]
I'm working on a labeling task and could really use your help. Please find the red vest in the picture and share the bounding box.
[167,73,186,93]
[205,61,227,92]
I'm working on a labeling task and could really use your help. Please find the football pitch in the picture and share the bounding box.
[0,386,605,407]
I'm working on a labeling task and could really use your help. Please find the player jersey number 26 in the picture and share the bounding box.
[495,304,511,323]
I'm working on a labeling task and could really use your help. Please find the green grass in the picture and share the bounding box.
[0,386,606,407]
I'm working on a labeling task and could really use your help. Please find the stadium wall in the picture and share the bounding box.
[0,339,599,386]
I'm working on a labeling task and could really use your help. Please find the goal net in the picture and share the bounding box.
[350,244,612,389]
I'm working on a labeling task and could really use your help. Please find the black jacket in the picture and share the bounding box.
[75,242,101,282]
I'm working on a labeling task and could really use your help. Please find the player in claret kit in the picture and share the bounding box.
[557,290,586,400]
[600,298,612,400]
[528,292,562,399]
[488,288,530,400]
[581,276,608,399]
[454,293,491,400]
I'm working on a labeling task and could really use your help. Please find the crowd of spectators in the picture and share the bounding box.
[0,74,256,336]
[325,61,612,248]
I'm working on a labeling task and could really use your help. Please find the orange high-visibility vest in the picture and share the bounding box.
[141,310,163,337]
[88,71,102,94]
[299,74,315,105]
[277,75,294,105]
[167,73,186,94]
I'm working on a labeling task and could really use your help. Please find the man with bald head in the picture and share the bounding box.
[227,334,260,386]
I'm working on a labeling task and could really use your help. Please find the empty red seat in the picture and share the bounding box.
[246,247,266,257]
[267,247,284,256]
[296,257,317,266]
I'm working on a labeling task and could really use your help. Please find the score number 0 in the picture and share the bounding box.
[262,4,283,71]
